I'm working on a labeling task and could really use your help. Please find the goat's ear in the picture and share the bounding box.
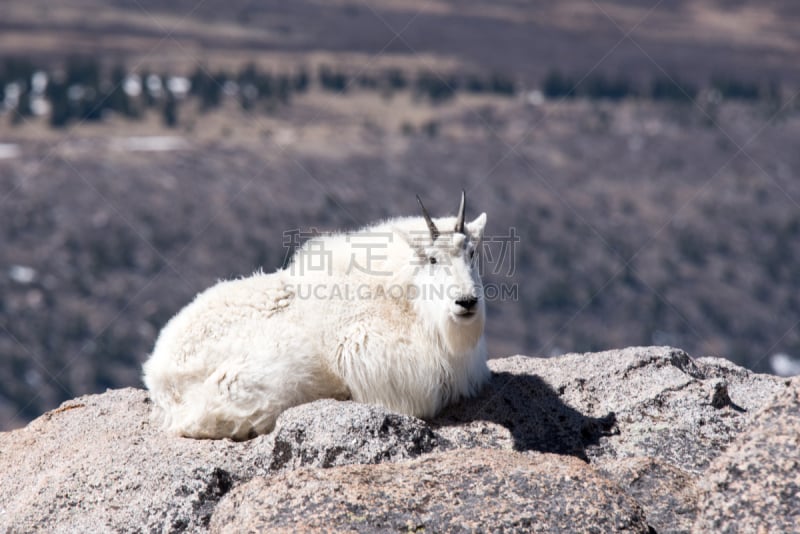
[466,213,487,243]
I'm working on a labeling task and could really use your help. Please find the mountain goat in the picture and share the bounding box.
[143,192,489,439]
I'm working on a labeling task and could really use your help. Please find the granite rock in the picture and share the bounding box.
[693,377,799,532]
[0,346,792,533]
[210,449,652,533]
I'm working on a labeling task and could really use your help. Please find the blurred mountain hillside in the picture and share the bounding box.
[2,0,799,85]
[2,0,800,429]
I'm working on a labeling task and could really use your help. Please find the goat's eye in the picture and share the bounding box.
[429,257,437,265]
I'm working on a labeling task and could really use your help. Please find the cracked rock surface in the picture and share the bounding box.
[210,449,652,533]
[693,377,799,533]
[0,346,793,533]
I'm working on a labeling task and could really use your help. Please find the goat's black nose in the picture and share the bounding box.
[456,296,478,310]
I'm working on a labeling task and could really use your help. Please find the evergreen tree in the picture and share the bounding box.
[293,69,309,93]
[47,79,72,128]
[542,70,576,98]
[385,68,407,90]
[190,66,222,111]
[276,74,291,104]
[319,65,348,92]
[163,90,178,127]
[66,57,100,88]
[416,71,454,102]
[651,76,697,102]
[711,77,759,100]
[140,70,159,108]
[107,63,133,117]
[582,74,636,100]
[11,89,32,126]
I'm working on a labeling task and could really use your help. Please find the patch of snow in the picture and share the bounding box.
[31,71,48,95]
[526,90,544,106]
[24,369,42,388]
[0,143,20,159]
[275,129,296,147]
[112,136,189,152]
[241,83,258,100]
[123,75,142,97]
[9,265,36,284]
[769,353,800,377]
[146,74,163,98]
[223,81,239,97]
[4,82,21,108]
[31,97,50,117]
[67,84,85,102]
[167,76,190,97]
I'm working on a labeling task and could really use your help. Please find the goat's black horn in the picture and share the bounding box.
[416,195,440,241]
[455,190,466,234]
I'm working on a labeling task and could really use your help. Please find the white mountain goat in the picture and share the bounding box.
[143,192,489,439]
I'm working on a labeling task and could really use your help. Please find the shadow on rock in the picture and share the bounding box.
[432,371,617,461]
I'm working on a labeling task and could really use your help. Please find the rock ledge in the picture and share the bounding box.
[0,346,795,533]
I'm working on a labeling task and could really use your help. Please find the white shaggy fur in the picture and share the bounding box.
[143,203,489,440]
